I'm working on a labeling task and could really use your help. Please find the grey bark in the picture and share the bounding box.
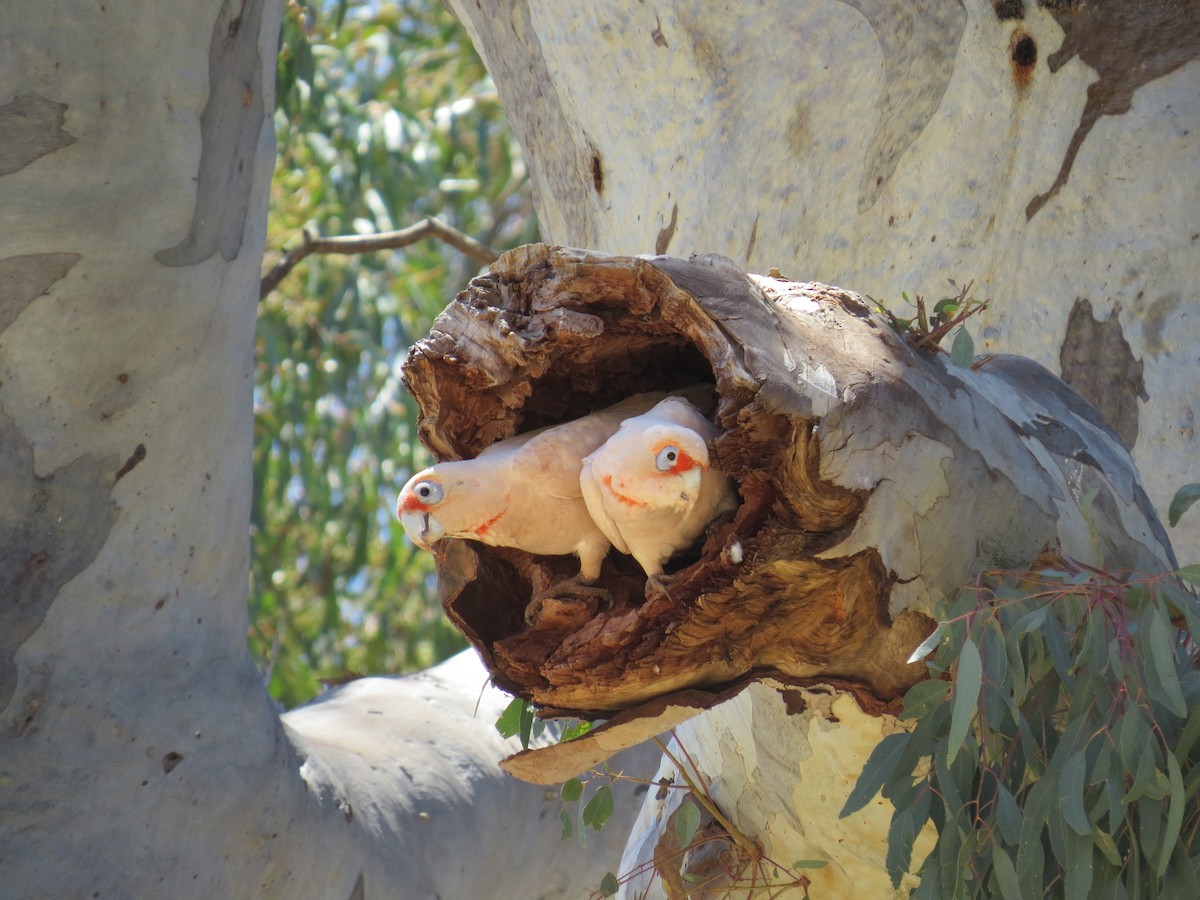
[0,2,646,897]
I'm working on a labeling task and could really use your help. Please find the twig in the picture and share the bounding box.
[259,217,501,299]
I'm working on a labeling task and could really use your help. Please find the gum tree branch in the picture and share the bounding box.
[259,217,500,299]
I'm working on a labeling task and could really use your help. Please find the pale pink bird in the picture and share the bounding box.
[397,393,675,581]
[580,397,738,579]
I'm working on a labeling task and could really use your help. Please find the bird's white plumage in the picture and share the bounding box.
[580,396,738,577]
[396,391,709,580]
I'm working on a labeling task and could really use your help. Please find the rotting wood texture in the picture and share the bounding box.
[401,244,1173,722]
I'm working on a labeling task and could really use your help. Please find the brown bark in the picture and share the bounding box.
[401,244,1174,729]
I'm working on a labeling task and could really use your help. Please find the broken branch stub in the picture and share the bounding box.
[400,244,1174,723]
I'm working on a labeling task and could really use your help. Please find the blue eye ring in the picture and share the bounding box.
[655,446,680,472]
[413,480,443,504]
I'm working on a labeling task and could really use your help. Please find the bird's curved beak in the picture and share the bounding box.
[400,510,445,550]
[677,467,703,507]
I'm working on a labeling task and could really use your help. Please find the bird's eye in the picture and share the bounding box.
[655,446,681,472]
[413,480,443,504]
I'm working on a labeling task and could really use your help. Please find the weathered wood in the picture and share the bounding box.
[402,244,1174,730]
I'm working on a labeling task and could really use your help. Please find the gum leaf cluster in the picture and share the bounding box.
[842,563,1200,898]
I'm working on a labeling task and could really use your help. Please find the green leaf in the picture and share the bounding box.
[1178,564,1200,588]
[674,799,701,847]
[559,809,572,840]
[907,625,945,665]
[1169,483,1200,526]
[582,784,614,831]
[1063,828,1095,900]
[560,777,582,803]
[1146,603,1187,718]
[1175,705,1200,761]
[1060,751,1092,835]
[1092,827,1121,866]
[947,637,982,764]
[839,732,911,817]
[1018,772,1058,881]
[1156,751,1185,877]
[791,859,828,869]
[994,784,1023,845]
[991,846,1022,900]
[950,327,974,368]
[599,871,619,897]
[900,678,950,721]
[495,696,526,739]
[885,785,930,888]
[559,719,593,742]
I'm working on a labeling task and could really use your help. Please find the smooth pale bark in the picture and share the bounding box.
[0,3,647,897]
[438,2,1194,893]
[445,0,1200,566]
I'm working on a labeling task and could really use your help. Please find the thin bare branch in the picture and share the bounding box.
[259,217,500,299]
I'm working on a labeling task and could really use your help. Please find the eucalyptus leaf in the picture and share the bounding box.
[599,872,619,897]
[840,732,911,817]
[991,846,1022,900]
[674,799,701,847]
[907,625,945,664]
[1146,603,1187,717]
[950,326,974,368]
[1156,752,1185,877]
[995,783,1023,845]
[1168,483,1200,527]
[947,638,982,765]
[560,777,582,803]
[582,784,614,832]
[1060,751,1092,835]
[901,678,950,721]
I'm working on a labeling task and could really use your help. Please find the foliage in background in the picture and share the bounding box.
[843,559,1200,898]
[254,0,537,706]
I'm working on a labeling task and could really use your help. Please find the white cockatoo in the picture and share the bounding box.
[579,396,738,579]
[397,392,676,581]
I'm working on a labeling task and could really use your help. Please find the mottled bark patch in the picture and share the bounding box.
[0,414,117,712]
[994,0,1024,20]
[844,0,968,211]
[1010,30,1037,94]
[155,0,267,266]
[0,95,76,177]
[0,253,80,334]
[655,203,678,255]
[1059,298,1146,451]
[1026,0,1200,218]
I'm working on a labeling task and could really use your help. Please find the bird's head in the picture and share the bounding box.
[397,468,450,550]
[631,425,709,508]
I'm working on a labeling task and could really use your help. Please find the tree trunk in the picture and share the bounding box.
[0,3,646,897]
[437,4,1196,889]
[444,0,1200,566]
[400,243,1175,893]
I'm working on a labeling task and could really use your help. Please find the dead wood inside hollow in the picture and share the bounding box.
[401,245,940,718]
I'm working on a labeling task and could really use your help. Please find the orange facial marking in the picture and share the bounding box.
[399,491,427,512]
[602,473,649,509]
[472,505,508,537]
[651,440,704,474]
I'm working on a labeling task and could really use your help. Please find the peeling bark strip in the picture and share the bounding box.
[0,253,81,335]
[0,95,77,177]
[0,414,117,713]
[401,246,1174,726]
[1027,0,1200,219]
[155,0,267,266]
[1059,298,1146,451]
[844,0,967,212]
